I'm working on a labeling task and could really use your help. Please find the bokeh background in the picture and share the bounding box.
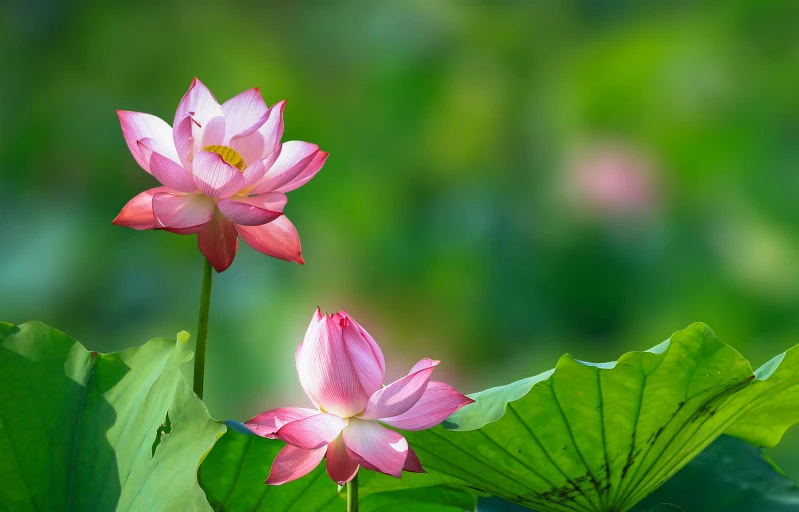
[3,0,799,477]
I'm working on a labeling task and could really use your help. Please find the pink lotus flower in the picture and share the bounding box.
[113,78,328,272]
[246,309,474,485]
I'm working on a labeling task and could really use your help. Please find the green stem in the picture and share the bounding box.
[347,474,358,512]
[193,258,213,399]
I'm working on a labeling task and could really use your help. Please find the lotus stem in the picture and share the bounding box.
[347,474,358,512]
[193,258,213,399]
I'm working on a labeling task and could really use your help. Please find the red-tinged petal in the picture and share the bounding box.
[152,192,215,234]
[340,313,385,396]
[174,78,222,129]
[197,210,239,272]
[359,359,439,421]
[112,186,169,230]
[274,150,328,194]
[222,88,268,139]
[274,413,346,450]
[250,141,319,193]
[236,216,304,264]
[241,147,281,189]
[403,447,425,473]
[343,418,408,478]
[217,194,284,226]
[266,444,326,486]
[191,151,246,199]
[326,435,359,485]
[294,311,368,418]
[117,111,179,172]
[245,407,320,438]
[137,140,196,193]
[379,382,474,431]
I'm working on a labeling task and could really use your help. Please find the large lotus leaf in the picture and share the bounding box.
[358,486,475,512]
[0,321,225,511]
[633,435,799,511]
[198,425,476,512]
[198,426,342,511]
[355,323,799,512]
[723,349,799,448]
[475,435,799,511]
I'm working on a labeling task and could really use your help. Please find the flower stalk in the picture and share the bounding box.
[193,258,213,399]
[347,474,358,512]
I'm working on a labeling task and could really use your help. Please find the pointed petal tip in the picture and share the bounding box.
[265,474,283,486]
[211,262,230,273]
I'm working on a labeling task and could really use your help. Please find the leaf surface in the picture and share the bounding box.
[359,323,799,512]
[0,321,224,512]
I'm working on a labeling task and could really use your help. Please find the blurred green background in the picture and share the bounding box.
[3,0,799,478]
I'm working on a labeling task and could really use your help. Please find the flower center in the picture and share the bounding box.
[203,145,247,171]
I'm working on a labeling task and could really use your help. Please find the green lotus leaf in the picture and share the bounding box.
[477,435,799,511]
[198,427,343,511]
[356,323,799,512]
[0,321,225,512]
[198,426,477,512]
[633,435,799,511]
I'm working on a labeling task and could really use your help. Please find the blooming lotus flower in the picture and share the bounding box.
[246,309,474,485]
[113,78,328,272]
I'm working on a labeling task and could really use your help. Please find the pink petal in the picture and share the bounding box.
[256,100,285,158]
[222,88,269,139]
[241,147,281,189]
[174,78,222,129]
[379,382,474,431]
[403,447,425,473]
[197,211,239,272]
[173,78,223,166]
[117,111,179,172]
[359,359,439,421]
[172,115,195,169]
[152,192,215,234]
[266,444,326,486]
[409,358,440,374]
[112,186,169,230]
[294,310,369,418]
[217,194,284,226]
[228,100,284,167]
[340,312,385,397]
[250,141,320,193]
[229,131,265,168]
[274,150,328,194]
[200,116,228,148]
[191,151,246,198]
[245,407,320,438]
[326,435,359,485]
[343,418,408,478]
[236,216,304,264]
[137,140,196,193]
[274,413,347,450]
